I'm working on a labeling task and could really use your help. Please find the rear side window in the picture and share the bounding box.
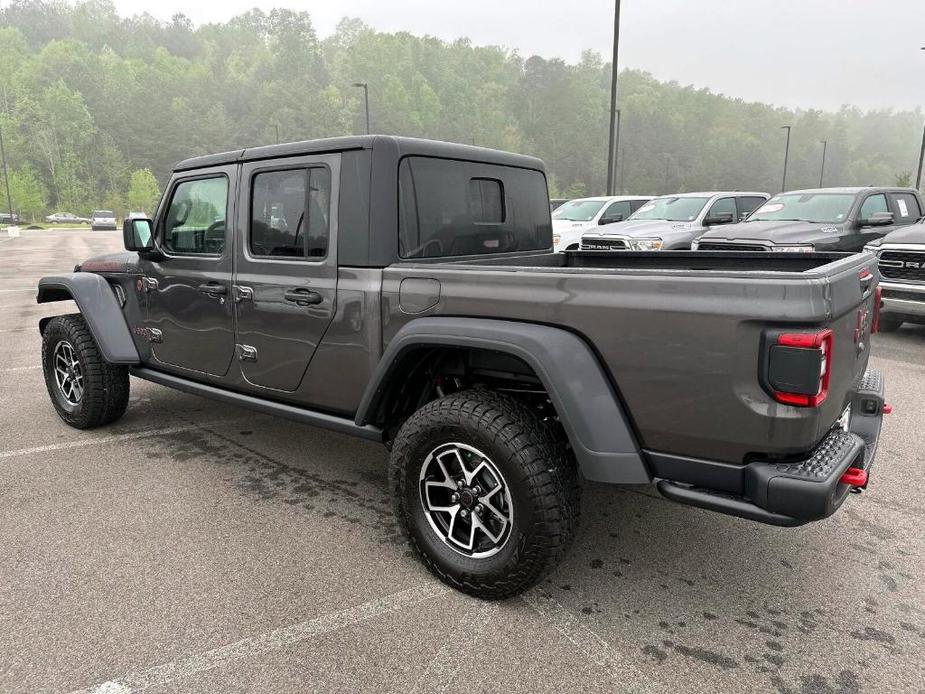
[250,167,331,259]
[890,193,921,222]
[163,176,228,255]
[736,196,766,219]
[399,157,551,258]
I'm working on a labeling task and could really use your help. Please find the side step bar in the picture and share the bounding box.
[130,366,385,442]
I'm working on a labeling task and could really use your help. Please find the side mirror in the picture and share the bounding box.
[703,212,734,226]
[859,211,893,227]
[599,213,623,225]
[123,217,155,252]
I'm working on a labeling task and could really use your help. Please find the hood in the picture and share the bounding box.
[585,219,694,238]
[552,219,593,232]
[878,222,925,246]
[76,250,141,274]
[698,219,846,244]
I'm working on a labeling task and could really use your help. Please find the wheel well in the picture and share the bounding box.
[371,346,558,440]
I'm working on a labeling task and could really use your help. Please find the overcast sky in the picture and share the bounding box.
[80,0,925,112]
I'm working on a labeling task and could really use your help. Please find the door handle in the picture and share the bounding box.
[198,282,227,297]
[284,288,323,306]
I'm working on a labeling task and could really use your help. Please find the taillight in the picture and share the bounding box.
[767,329,833,407]
[872,285,882,334]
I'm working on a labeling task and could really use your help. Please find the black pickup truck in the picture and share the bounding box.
[695,187,922,252]
[36,136,887,599]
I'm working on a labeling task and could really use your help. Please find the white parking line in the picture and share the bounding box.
[522,588,649,690]
[411,601,498,694]
[68,584,448,694]
[0,418,253,460]
[0,365,40,372]
[0,288,35,293]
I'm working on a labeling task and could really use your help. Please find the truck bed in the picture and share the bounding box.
[381,249,880,465]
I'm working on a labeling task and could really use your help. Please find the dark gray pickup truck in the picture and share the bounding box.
[695,187,922,252]
[37,136,887,599]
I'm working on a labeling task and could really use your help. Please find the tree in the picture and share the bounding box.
[126,168,160,214]
[8,164,47,220]
[894,171,913,187]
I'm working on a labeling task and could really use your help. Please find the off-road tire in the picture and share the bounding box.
[877,317,903,333]
[42,313,130,429]
[390,389,580,600]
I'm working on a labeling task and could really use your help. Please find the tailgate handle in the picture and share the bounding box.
[859,269,874,295]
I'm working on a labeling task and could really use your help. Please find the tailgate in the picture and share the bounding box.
[820,252,880,422]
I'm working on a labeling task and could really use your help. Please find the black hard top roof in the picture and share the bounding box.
[174,135,545,172]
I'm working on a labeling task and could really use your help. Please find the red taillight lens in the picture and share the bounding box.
[872,286,882,334]
[771,329,833,407]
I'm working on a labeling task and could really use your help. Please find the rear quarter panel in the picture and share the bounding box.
[382,253,878,464]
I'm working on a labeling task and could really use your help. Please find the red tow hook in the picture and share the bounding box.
[840,467,868,488]
[883,403,893,415]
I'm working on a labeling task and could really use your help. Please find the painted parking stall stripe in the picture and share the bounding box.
[68,585,448,694]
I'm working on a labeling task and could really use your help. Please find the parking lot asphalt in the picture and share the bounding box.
[1,228,923,694]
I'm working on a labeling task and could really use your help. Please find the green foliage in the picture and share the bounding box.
[6,163,47,219]
[894,171,913,187]
[127,168,161,214]
[0,1,922,217]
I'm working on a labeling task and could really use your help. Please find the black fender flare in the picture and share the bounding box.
[356,317,650,484]
[37,274,140,364]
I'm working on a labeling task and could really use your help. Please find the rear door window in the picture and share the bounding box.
[398,157,551,258]
[889,192,921,223]
[249,167,331,259]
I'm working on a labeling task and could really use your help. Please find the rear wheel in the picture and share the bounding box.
[42,314,130,429]
[389,390,579,599]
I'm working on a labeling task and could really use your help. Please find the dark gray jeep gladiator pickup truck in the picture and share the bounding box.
[37,136,887,599]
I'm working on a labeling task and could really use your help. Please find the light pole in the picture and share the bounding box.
[274,124,279,144]
[780,125,792,192]
[611,109,621,194]
[818,139,827,187]
[917,47,924,190]
[606,0,622,196]
[352,82,370,135]
[0,124,13,225]
[664,154,671,194]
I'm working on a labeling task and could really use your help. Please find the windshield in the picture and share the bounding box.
[748,193,855,223]
[552,199,606,222]
[94,210,114,216]
[628,197,709,222]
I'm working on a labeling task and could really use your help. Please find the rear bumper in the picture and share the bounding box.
[656,368,886,527]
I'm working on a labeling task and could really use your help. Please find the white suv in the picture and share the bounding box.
[552,195,653,251]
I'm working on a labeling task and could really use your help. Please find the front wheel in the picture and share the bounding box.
[389,390,580,599]
[877,317,903,332]
[42,314,130,429]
